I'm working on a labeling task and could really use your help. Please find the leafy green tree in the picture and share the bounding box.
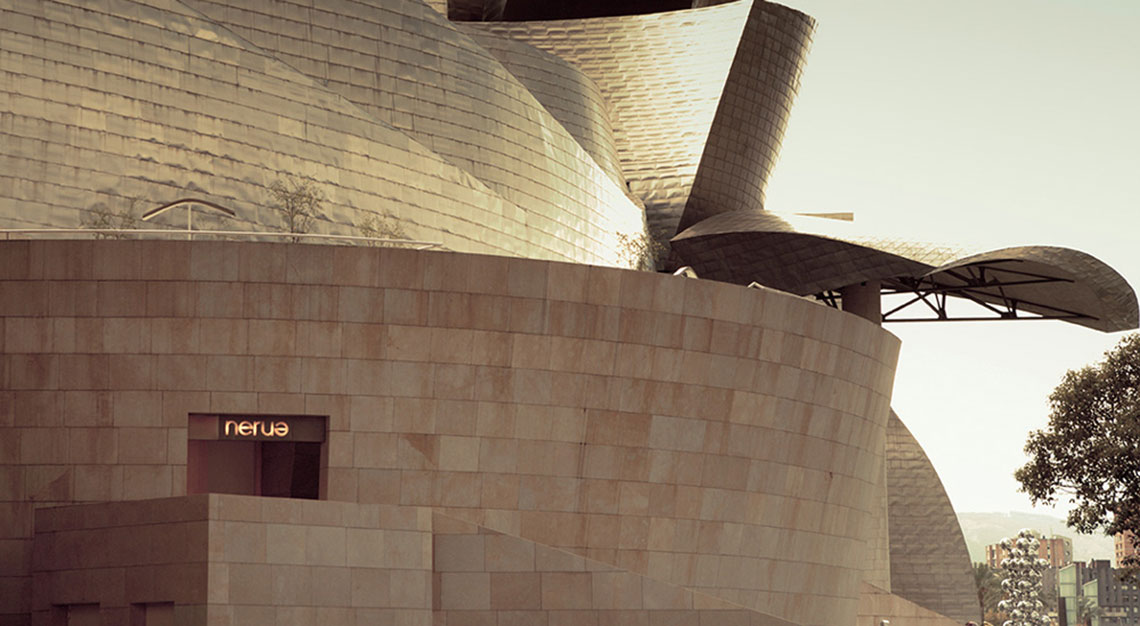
[1015,333,1140,582]
[973,562,1003,624]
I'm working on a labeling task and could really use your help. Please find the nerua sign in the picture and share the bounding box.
[222,419,290,439]
[199,414,325,443]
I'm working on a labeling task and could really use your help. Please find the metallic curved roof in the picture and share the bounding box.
[671,211,1139,332]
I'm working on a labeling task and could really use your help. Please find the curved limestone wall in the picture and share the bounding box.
[0,240,900,626]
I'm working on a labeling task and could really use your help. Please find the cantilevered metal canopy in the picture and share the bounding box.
[671,211,1139,332]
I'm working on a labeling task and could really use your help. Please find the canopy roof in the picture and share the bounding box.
[672,211,1138,332]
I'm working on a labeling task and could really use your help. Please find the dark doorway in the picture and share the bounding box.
[260,441,322,499]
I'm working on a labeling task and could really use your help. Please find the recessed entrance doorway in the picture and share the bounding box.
[187,414,326,499]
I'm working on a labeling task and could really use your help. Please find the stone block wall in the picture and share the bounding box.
[432,511,797,626]
[858,582,962,626]
[31,494,434,626]
[203,496,433,626]
[32,496,210,625]
[1,240,900,626]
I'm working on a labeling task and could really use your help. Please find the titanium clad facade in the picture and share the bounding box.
[0,0,646,264]
[464,1,813,239]
[885,412,977,624]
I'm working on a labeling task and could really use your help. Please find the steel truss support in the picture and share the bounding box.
[811,261,1096,324]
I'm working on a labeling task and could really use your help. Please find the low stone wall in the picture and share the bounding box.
[858,582,964,626]
[32,494,434,626]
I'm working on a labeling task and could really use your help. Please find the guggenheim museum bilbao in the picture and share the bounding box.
[0,0,1136,625]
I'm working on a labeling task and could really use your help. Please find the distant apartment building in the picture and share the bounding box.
[1059,560,1140,626]
[986,532,1074,569]
[1118,532,1138,569]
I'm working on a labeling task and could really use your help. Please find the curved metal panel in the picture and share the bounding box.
[460,29,626,188]
[678,1,814,232]
[672,211,1139,331]
[932,247,1140,332]
[672,211,938,293]
[464,1,813,240]
[0,0,650,265]
[179,0,648,263]
[886,412,977,624]
[463,2,757,238]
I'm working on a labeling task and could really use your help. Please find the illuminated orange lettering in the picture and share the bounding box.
[222,418,291,438]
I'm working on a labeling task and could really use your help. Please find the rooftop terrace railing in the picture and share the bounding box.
[0,228,445,249]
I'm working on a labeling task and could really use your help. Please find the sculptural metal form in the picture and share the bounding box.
[998,529,1053,626]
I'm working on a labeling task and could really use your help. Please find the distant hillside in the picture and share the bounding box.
[957,512,1116,564]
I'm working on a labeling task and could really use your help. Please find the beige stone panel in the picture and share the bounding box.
[349,396,395,434]
[4,318,52,354]
[11,390,62,428]
[857,582,961,626]
[196,283,245,320]
[121,465,172,500]
[220,520,268,563]
[67,428,117,465]
[309,566,352,608]
[385,325,433,364]
[432,513,797,623]
[106,354,153,392]
[275,585,328,617]
[490,572,542,610]
[439,572,491,610]
[435,533,485,573]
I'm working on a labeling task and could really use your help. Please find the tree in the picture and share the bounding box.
[268,177,324,241]
[1015,333,1140,582]
[355,211,409,246]
[973,562,1003,624]
[81,197,141,239]
[616,230,666,271]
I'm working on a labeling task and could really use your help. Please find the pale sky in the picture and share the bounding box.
[764,0,1140,517]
